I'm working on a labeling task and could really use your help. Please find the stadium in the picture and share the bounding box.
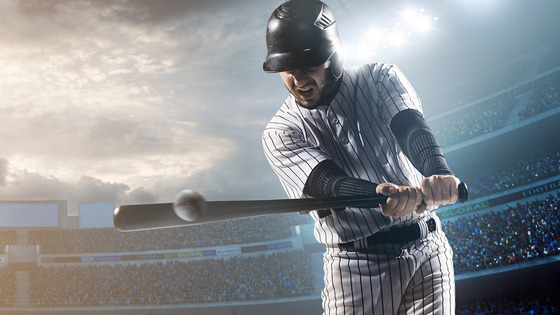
[1,0,559,314]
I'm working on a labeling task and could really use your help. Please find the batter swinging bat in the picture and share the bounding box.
[113,183,468,232]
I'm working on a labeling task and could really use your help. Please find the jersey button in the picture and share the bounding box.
[341,137,349,144]
[332,118,339,124]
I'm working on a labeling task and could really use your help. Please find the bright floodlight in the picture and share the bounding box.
[355,42,375,61]
[342,6,439,65]
[416,16,432,33]
[401,8,418,26]
[389,30,406,48]
[400,7,435,34]
[364,26,383,43]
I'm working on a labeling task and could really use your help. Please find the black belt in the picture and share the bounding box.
[337,218,437,251]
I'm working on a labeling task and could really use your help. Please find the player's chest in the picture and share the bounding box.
[300,104,391,155]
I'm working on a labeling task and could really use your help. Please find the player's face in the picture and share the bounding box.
[280,60,335,109]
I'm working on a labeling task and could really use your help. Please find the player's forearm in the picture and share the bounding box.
[390,109,453,177]
[303,160,378,197]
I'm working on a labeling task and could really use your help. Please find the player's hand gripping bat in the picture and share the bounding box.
[113,183,468,232]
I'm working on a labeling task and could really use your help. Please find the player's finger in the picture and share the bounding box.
[421,179,434,207]
[415,202,427,215]
[379,192,398,216]
[436,176,459,206]
[415,189,424,213]
[388,189,404,217]
[449,186,458,205]
[395,186,420,218]
[380,196,398,217]
[401,187,417,217]
[394,186,411,217]
[440,183,453,206]
[376,183,399,216]
[376,183,397,196]
[381,194,405,218]
[431,181,443,207]
[448,179,460,205]
[408,187,423,216]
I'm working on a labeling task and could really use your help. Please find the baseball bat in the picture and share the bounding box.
[114,183,468,232]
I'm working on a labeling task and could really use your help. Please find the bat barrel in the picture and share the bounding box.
[114,203,187,232]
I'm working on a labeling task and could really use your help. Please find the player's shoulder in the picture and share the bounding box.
[263,96,304,135]
[342,63,412,93]
[344,62,400,78]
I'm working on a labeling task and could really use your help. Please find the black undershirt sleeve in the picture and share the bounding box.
[304,160,378,197]
[390,109,453,177]
[303,160,379,217]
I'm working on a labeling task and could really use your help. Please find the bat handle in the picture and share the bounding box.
[458,182,468,203]
[377,182,468,205]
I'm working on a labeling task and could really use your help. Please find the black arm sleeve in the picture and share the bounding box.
[303,160,379,217]
[390,109,453,177]
[303,160,378,197]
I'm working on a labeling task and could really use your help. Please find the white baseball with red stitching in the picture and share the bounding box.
[173,189,206,222]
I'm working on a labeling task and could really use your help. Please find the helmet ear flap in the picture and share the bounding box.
[329,52,343,79]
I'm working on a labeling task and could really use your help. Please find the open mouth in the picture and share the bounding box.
[298,87,313,99]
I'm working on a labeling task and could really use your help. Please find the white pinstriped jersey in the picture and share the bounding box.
[263,63,431,245]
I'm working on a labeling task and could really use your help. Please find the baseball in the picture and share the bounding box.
[173,189,207,222]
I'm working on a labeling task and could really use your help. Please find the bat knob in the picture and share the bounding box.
[458,182,468,203]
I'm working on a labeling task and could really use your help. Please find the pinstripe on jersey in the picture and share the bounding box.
[321,223,455,314]
[262,62,455,314]
[263,63,430,245]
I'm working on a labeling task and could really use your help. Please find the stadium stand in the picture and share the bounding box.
[28,214,312,254]
[29,251,313,307]
[457,288,560,314]
[445,192,560,274]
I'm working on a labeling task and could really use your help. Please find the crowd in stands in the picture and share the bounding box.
[29,213,312,254]
[424,40,560,119]
[29,250,313,307]
[444,192,560,274]
[456,288,560,315]
[518,81,560,120]
[430,69,559,148]
[458,138,560,200]
[423,60,527,118]
[0,230,17,254]
[431,94,512,147]
[0,266,16,307]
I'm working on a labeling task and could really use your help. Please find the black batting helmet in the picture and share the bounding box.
[263,0,342,77]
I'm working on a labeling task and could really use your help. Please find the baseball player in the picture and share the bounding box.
[261,0,462,314]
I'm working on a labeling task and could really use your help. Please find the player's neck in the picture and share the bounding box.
[321,75,343,107]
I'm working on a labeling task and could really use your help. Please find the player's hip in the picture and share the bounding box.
[316,211,443,248]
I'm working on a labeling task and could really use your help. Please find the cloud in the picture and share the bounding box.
[0,158,7,186]
[0,160,155,215]
[0,0,288,218]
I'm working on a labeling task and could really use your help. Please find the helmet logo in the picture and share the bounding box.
[315,8,334,29]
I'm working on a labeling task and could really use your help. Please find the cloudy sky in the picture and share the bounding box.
[0,0,558,216]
